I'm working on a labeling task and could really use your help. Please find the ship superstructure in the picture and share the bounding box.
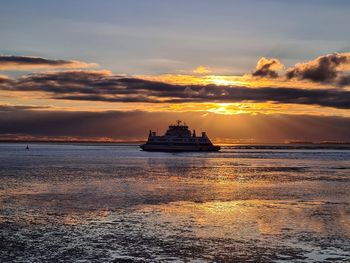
[140,121,220,152]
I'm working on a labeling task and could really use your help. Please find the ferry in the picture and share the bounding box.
[140,121,220,152]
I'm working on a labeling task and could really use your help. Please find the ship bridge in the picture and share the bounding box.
[165,120,192,137]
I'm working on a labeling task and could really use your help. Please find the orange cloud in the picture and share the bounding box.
[193,66,212,74]
[252,57,284,78]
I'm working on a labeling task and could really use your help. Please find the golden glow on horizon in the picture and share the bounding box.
[137,73,249,86]
[136,73,331,90]
[1,86,350,117]
[209,76,238,86]
[1,69,349,119]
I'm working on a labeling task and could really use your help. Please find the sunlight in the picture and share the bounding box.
[193,66,212,74]
[209,76,236,86]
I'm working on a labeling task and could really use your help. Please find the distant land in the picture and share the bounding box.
[1,138,350,150]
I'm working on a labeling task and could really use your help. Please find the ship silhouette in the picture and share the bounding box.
[140,120,220,152]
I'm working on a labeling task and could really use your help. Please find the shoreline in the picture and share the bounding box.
[1,141,350,150]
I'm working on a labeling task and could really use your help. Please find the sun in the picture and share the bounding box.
[206,75,247,86]
[210,77,233,86]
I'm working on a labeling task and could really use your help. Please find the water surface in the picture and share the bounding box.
[0,143,349,262]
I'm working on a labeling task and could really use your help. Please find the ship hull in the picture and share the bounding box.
[140,144,220,152]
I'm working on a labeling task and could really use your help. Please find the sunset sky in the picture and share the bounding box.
[1,0,350,143]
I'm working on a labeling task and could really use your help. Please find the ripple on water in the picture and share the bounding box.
[0,144,349,262]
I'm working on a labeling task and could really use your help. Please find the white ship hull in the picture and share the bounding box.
[140,144,220,152]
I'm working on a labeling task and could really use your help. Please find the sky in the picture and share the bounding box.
[0,0,350,143]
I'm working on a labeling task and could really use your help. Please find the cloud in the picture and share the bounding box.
[0,105,50,112]
[0,108,350,142]
[286,52,350,86]
[338,75,350,86]
[252,57,283,78]
[0,74,12,83]
[193,66,212,74]
[0,55,98,70]
[53,94,159,103]
[0,75,14,89]
[1,70,349,109]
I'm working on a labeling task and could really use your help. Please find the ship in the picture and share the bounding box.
[140,120,220,152]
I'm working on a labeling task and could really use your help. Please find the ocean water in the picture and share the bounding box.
[0,143,349,262]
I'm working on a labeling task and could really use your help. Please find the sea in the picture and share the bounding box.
[0,143,349,262]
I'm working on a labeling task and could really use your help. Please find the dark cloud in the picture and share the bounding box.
[152,87,350,109]
[54,95,159,103]
[0,108,350,142]
[286,53,350,85]
[1,71,350,108]
[0,105,49,112]
[0,75,13,84]
[0,75,8,81]
[1,70,349,109]
[0,55,97,70]
[252,57,283,78]
[337,75,350,86]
